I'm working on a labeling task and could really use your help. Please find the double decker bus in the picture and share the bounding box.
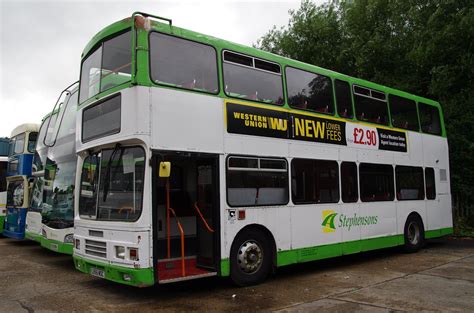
[34,83,79,254]
[0,138,10,233]
[73,13,452,286]
[4,124,39,239]
[26,112,57,242]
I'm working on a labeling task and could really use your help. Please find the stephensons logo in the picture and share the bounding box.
[322,210,378,232]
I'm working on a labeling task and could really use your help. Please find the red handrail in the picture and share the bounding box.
[166,179,171,258]
[169,207,185,277]
[193,202,215,233]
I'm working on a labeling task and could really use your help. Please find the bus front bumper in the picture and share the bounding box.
[41,237,73,255]
[73,255,155,287]
[25,231,43,243]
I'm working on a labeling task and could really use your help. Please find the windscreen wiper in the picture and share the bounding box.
[102,143,121,202]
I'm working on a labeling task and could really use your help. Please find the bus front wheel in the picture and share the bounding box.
[230,228,272,286]
[403,214,425,253]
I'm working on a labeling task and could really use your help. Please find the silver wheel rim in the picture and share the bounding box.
[237,240,263,274]
[407,221,420,245]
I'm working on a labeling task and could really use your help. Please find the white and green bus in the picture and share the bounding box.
[73,13,452,286]
[39,84,79,254]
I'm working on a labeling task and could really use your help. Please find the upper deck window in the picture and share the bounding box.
[335,79,353,118]
[353,85,389,126]
[223,51,283,105]
[13,133,25,155]
[149,32,218,94]
[389,95,419,131]
[27,132,38,153]
[79,31,132,103]
[286,67,334,115]
[419,102,442,135]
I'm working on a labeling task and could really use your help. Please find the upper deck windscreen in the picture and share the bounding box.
[79,31,131,103]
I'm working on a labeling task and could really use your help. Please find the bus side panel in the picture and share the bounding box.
[339,148,361,254]
[151,88,224,154]
[423,135,452,232]
[222,136,293,264]
[288,143,342,258]
[357,148,397,246]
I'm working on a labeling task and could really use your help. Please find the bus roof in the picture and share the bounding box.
[81,13,441,110]
[10,123,40,138]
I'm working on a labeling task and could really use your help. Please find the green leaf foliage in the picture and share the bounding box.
[257,0,474,213]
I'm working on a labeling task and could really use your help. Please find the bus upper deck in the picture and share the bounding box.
[7,123,39,177]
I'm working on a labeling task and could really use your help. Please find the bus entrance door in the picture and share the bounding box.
[155,153,219,283]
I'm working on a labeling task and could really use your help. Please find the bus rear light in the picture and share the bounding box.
[129,248,138,261]
[238,210,246,220]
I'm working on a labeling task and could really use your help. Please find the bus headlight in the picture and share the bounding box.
[75,239,81,250]
[64,234,74,243]
[115,246,125,259]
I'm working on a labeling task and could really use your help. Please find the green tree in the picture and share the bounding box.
[257,0,474,220]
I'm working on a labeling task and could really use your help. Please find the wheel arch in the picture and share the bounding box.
[405,211,425,237]
[231,223,277,271]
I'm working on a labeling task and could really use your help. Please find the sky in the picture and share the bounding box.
[0,0,329,138]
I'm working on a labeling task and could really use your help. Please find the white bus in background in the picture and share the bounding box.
[26,112,57,242]
[39,84,79,254]
[73,13,452,287]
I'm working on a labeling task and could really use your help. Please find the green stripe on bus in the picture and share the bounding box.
[425,227,453,239]
[0,215,4,234]
[25,231,43,243]
[73,255,155,287]
[40,237,73,255]
[220,227,453,276]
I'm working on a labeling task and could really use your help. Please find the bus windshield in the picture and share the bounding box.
[6,179,25,207]
[41,156,76,229]
[79,146,144,222]
[79,31,132,103]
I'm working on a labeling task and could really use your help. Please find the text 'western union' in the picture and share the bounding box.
[294,117,342,142]
[233,112,287,131]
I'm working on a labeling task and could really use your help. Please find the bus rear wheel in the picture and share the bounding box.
[230,228,272,286]
[403,215,424,253]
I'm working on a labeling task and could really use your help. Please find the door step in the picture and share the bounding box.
[158,256,216,282]
[159,272,217,284]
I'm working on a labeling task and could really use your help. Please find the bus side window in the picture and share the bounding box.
[149,32,218,95]
[359,163,394,202]
[389,95,419,131]
[291,158,339,204]
[353,86,389,126]
[395,166,424,200]
[27,132,38,153]
[419,102,442,135]
[425,167,436,200]
[335,80,353,119]
[223,51,283,105]
[227,156,288,207]
[286,67,334,115]
[341,162,358,202]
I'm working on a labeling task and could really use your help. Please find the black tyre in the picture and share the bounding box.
[403,214,425,253]
[230,228,272,286]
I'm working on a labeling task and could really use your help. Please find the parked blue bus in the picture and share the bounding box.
[3,124,39,239]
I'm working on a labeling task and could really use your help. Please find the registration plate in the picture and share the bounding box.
[90,267,105,278]
[50,243,58,251]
